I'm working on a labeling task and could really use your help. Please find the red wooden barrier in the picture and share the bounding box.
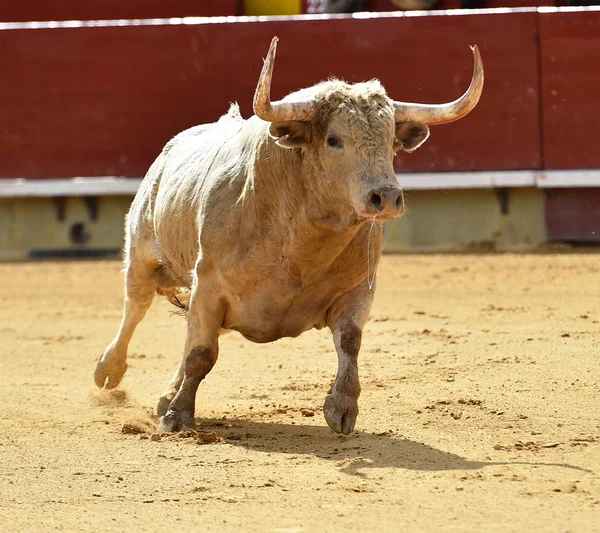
[546,188,600,242]
[539,9,600,170]
[0,0,559,22]
[0,0,240,22]
[0,11,541,179]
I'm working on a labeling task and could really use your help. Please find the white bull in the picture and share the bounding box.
[95,37,483,434]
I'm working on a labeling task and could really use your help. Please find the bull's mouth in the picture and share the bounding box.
[357,210,405,223]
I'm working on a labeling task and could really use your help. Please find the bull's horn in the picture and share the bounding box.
[253,37,316,123]
[394,45,484,126]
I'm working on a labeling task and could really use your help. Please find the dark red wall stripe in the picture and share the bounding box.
[0,11,544,179]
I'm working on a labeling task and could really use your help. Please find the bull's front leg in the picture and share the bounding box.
[158,275,224,433]
[324,281,374,435]
[323,322,362,434]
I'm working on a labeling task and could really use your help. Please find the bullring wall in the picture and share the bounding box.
[0,7,598,255]
[2,8,598,176]
[0,9,548,177]
[0,1,557,21]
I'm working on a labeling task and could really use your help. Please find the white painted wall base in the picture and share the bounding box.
[1,170,599,198]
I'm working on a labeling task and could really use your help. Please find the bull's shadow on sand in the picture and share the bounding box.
[193,417,590,476]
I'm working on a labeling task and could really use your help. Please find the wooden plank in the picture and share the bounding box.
[539,8,600,170]
[0,0,240,22]
[537,170,600,188]
[397,170,536,189]
[0,171,542,197]
[545,188,600,242]
[0,23,229,178]
[0,178,142,197]
[6,170,600,198]
[0,11,541,179]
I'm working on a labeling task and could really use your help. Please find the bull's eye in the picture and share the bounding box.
[326,134,341,149]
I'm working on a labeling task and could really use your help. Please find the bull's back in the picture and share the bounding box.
[149,115,247,283]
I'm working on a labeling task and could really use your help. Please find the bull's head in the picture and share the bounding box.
[253,37,484,222]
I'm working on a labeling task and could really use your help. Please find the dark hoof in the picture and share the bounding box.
[156,395,173,417]
[158,410,196,433]
[323,393,358,435]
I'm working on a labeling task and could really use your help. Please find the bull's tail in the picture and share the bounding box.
[153,264,191,316]
[157,287,190,316]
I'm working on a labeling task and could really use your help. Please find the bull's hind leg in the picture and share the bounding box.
[152,265,190,415]
[94,255,157,389]
[156,358,185,416]
[158,271,224,432]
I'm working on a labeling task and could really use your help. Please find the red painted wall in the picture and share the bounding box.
[546,189,600,242]
[539,9,600,170]
[0,0,240,22]
[0,0,559,22]
[1,8,599,180]
[0,11,541,179]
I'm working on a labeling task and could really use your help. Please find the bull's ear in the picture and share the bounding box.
[268,121,312,149]
[394,121,430,152]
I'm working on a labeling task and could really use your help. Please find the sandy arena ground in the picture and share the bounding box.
[0,254,598,532]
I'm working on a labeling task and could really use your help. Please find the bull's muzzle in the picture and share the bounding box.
[366,186,404,219]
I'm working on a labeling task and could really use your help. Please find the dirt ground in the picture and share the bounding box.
[0,254,598,532]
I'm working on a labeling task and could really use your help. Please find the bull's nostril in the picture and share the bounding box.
[395,195,402,209]
[370,192,383,211]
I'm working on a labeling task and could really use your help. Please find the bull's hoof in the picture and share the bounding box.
[158,409,196,433]
[156,395,173,417]
[94,356,127,389]
[323,393,358,435]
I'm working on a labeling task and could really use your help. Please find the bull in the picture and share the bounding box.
[95,37,483,434]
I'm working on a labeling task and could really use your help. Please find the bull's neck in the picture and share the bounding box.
[246,134,364,263]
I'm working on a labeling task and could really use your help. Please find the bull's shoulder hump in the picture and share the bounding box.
[163,124,214,152]
[164,112,246,154]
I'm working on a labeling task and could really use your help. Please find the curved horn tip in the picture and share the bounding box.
[268,36,279,56]
[254,36,316,123]
[470,45,482,63]
[261,37,278,69]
